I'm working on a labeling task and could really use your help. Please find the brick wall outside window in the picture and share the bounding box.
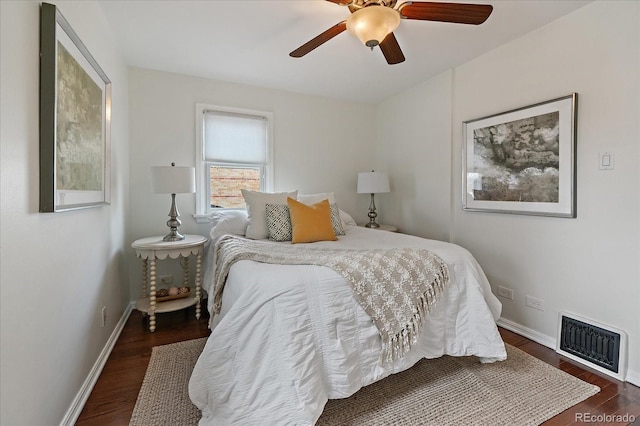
[210,166,260,208]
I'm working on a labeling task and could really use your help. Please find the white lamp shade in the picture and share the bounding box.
[346,6,400,47]
[357,171,390,194]
[151,166,196,194]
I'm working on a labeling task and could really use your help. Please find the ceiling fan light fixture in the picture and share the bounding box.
[346,5,400,48]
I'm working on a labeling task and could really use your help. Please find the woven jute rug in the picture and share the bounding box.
[130,338,599,426]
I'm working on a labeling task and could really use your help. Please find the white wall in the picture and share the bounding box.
[0,1,130,424]
[127,68,377,298]
[377,0,640,382]
[377,70,453,240]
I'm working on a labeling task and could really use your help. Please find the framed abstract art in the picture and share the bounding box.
[462,93,577,218]
[39,2,111,212]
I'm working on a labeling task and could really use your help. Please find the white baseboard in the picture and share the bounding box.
[626,370,640,387]
[497,317,640,387]
[497,317,556,349]
[59,302,134,426]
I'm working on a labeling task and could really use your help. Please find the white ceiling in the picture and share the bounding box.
[99,0,592,104]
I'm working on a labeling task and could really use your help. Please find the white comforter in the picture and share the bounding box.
[189,226,507,425]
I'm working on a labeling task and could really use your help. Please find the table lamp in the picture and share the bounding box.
[357,170,390,228]
[151,163,196,241]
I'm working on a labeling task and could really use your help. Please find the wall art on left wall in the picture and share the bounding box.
[39,2,111,212]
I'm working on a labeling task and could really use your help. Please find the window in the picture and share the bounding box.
[195,104,273,220]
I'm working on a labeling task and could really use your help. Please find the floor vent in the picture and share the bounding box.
[557,312,626,381]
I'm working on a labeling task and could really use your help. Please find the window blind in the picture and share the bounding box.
[204,111,267,164]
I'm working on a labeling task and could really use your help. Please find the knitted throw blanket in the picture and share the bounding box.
[213,235,450,362]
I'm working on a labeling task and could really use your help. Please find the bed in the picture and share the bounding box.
[189,194,507,425]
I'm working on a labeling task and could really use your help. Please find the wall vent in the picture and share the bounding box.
[557,312,627,381]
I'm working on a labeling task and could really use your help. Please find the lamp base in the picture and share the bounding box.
[163,193,185,242]
[365,193,380,229]
[162,230,185,242]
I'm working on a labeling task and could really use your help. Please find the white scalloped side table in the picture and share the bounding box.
[131,234,207,332]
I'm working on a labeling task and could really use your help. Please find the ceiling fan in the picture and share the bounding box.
[290,0,493,65]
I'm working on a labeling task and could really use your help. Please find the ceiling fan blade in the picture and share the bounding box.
[379,32,405,65]
[326,0,353,5]
[398,2,493,25]
[289,21,347,58]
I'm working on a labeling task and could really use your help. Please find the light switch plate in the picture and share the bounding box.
[599,151,615,170]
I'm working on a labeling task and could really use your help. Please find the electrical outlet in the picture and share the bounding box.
[101,306,107,327]
[497,286,514,300]
[525,295,545,311]
[160,275,173,286]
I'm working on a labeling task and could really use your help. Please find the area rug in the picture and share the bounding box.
[130,338,599,426]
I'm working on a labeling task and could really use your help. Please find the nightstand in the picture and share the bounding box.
[131,234,207,332]
[359,224,398,232]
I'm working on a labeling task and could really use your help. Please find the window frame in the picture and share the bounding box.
[194,103,273,222]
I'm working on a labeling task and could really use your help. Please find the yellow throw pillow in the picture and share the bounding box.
[287,197,337,243]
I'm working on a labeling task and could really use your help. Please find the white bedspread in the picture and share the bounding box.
[189,226,507,425]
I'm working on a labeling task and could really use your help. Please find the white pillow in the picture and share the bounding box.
[298,192,355,228]
[339,209,357,226]
[241,189,298,239]
[209,210,249,240]
[297,192,336,205]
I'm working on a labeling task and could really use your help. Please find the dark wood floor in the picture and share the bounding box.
[76,308,211,425]
[77,308,640,425]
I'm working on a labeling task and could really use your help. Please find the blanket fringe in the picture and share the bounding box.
[382,265,449,363]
